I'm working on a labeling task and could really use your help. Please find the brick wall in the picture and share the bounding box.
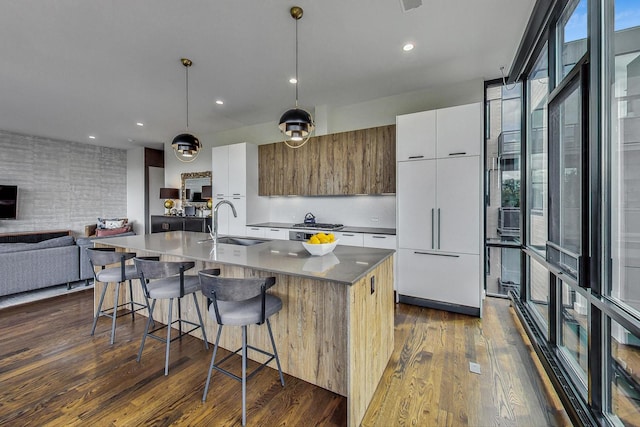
[0,130,127,236]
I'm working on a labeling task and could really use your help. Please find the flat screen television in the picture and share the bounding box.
[0,185,18,220]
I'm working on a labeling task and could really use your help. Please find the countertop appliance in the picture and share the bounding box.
[289,223,344,241]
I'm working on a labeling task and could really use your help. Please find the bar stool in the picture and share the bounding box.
[87,247,153,345]
[134,258,212,376]
[199,270,285,426]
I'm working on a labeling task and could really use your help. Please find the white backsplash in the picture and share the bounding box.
[265,195,396,229]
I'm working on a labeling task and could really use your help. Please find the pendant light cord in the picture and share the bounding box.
[186,64,190,130]
[295,17,299,108]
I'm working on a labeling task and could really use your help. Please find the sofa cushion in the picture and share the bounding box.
[0,235,75,254]
[33,235,75,249]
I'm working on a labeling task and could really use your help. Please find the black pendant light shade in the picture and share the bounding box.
[171,133,201,158]
[280,6,314,148]
[173,58,201,162]
[278,108,315,142]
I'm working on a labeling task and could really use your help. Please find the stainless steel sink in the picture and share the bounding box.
[214,236,269,246]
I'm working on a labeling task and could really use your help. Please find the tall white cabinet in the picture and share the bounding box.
[396,102,483,316]
[212,142,267,236]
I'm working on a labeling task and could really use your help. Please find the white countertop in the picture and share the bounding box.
[98,231,395,285]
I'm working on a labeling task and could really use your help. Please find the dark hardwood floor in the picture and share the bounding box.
[0,290,569,426]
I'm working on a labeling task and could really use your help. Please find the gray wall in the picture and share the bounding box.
[0,130,127,236]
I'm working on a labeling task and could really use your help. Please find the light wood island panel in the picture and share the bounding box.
[94,241,394,427]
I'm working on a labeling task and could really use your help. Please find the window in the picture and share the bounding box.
[557,0,588,82]
[607,317,640,426]
[485,81,522,296]
[607,0,640,317]
[527,44,549,253]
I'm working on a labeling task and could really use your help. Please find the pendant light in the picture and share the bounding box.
[172,58,201,162]
[279,6,315,149]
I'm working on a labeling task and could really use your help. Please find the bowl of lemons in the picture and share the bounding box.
[302,232,339,256]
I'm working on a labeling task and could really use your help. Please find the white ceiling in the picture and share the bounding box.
[0,0,535,150]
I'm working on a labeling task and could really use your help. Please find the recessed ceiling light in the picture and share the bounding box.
[128,138,135,142]
[289,77,297,84]
[215,100,224,105]
[136,122,144,127]
[88,135,96,139]
[403,43,414,52]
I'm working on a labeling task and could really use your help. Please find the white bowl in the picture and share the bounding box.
[302,239,339,256]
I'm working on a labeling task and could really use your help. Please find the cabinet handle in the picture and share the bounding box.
[342,233,355,237]
[216,193,225,196]
[431,208,434,250]
[232,193,241,196]
[437,208,441,250]
[448,152,466,156]
[371,235,386,239]
[414,251,459,258]
[233,197,241,200]
[270,229,280,232]
[250,228,260,231]
[408,155,424,159]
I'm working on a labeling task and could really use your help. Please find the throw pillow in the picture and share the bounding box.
[95,226,130,237]
[98,217,128,229]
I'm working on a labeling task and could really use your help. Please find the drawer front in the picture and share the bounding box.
[363,234,396,249]
[334,232,364,247]
[151,216,182,233]
[397,248,480,308]
[245,226,266,238]
[264,228,289,240]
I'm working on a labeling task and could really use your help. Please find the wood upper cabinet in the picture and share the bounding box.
[259,125,395,196]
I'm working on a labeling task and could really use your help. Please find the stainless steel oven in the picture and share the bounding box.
[289,230,315,241]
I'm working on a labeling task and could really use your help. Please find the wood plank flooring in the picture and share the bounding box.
[0,290,569,426]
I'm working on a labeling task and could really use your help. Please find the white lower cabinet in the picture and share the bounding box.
[363,234,396,249]
[245,226,266,238]
[397,249,480,309]
[264,227,289,240]
[333,231,365,247]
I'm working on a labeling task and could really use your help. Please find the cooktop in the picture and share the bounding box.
[292,223,344,230]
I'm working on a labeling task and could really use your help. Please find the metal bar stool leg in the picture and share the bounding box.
[128,280,135,321]
[165,298,173,376]
[140,279,155,328]
[267,318,285,386]
[110,281,120,345]
[91,280,109,336]
[137,299,156,363]
[242,325,247,427]
[192,293,209,349]
[203,325,223,401]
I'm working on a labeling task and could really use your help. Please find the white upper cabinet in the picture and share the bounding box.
[396,110,436,161]
[211,142,268,235]
[435,103,482,158]
[213,143,249,197]
[212,145,230,197]
[228,143,246,196]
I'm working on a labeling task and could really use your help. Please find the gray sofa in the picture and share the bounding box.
[0,235,80,297]
[0,230,136,298]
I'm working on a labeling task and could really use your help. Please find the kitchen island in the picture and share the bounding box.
[95,231,395,426]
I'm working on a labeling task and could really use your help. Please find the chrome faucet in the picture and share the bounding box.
[212,199,237,245]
